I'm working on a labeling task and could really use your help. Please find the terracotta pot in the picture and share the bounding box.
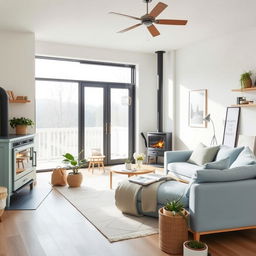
[183,241,208,256]
[241,78,252,89]
[159,207,189,255]
[16,125,28,135]
[67,172,83,187]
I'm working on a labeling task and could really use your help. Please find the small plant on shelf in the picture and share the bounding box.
[9,117,34,135]
[240,71,252,89]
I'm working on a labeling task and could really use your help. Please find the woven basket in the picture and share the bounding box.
[51,168,67,186]
[159,207,189,255]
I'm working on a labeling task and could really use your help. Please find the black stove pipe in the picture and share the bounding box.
[155,51,165,132]
[0,87,9,137]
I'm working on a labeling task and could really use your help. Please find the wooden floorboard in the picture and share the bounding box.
[0,172,256,256]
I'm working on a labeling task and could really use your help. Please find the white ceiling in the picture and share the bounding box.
[1,0,256,53]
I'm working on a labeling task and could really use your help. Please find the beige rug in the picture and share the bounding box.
[54,185,158,242]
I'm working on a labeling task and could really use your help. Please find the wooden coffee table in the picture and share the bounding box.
[109,164,156,189]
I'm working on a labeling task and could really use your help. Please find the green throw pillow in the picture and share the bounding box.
[188,143,220,165]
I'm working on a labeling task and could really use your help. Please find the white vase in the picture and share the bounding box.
[125,162,132,170]
[183,241,208,256]
[136,160,143,169]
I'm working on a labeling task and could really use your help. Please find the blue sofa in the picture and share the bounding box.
[138,146,256,240]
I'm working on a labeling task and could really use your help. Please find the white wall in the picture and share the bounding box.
[35,41,157,152]
[0,31,35,134]
[175,26,256,150]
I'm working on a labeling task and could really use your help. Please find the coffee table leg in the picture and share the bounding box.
[110,171,113,189]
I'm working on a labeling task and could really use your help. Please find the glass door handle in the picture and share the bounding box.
[109,123,111,134]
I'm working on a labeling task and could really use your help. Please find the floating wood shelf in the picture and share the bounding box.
[232,88,256,92]
[231,104,256,107]
[9,100,31,103]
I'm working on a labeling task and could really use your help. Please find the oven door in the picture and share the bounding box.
[13,144,36,181]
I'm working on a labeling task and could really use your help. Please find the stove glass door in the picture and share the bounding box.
[14,146,34,180]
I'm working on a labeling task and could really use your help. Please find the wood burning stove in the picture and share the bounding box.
[143,51,173,166]
[147,132,172,163]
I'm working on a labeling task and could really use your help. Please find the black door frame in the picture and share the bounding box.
[80,81,135,165]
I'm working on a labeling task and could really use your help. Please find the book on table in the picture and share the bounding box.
[129,173,166,185]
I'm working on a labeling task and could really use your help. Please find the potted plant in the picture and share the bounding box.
[240,71,252,89]
[133,152,145,169]
[9,117,34,135]
[159,197,189,255]
[183,240,208,256]
[124,159,132,170]
[62,153,86,187]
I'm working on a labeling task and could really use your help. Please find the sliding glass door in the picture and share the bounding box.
[81,82,134,165]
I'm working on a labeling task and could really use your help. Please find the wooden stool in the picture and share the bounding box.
[88,156,105,174]
[0,187,7,222]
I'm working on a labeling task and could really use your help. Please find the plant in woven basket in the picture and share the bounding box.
[164,196,185,216]
[183,240,208,256]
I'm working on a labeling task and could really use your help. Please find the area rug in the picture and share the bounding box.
[54,186,158,242]
[7,184,52,210]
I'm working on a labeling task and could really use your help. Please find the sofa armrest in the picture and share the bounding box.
[189,179,256,232]
[164,150,193,175]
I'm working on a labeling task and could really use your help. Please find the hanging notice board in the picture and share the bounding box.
[222,107,241,147]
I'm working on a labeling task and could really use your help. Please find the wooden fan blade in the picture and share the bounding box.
[155,19,188,25]
[147,24,160,37]
[118,23,142,33]
[149,2,168,18]
[109,12,141,21]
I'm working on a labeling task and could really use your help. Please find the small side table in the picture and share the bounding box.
[88,156,105,174]
[0,187,7,222]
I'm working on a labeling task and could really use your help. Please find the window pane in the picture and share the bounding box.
[36,81,78,170]
[110,88,129,160]
[35,58,132,83]
[84,87,104,157]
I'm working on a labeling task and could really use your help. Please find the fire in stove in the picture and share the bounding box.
[151,140,165,148]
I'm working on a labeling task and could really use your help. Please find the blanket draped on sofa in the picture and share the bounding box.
[115,178,172,216]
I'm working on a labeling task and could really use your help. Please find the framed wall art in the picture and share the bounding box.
[222,107,241,147]
[189,89,208,128]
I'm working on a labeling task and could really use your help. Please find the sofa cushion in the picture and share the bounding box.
[194,165,256,183]
[204,158,230,170]
[188,143,219,165]
[168,162,202,180]
[230,147,256,168]
[215,146,244,165]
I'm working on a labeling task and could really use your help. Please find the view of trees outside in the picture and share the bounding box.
[35,58,132,170]
[36,81,78,169]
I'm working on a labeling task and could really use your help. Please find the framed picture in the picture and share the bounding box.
[189,89,208,128]
[222,107,241,147]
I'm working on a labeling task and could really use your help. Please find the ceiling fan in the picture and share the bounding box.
[109,0,188,37]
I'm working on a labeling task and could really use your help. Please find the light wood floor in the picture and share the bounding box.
[1,171,256,256]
